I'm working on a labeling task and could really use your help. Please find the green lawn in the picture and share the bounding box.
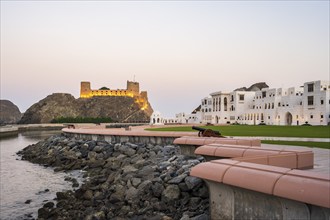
[146,125,330,138]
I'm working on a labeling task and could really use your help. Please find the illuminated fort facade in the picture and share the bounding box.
[80,81,149,110]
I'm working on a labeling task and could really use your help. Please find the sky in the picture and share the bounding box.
[1,1,329,117]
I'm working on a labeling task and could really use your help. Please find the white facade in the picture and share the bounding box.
[150,80,330,126]
[200,80,330,126]
[150,111,201,125]
[149,111,182,125]
[150,111,164,125]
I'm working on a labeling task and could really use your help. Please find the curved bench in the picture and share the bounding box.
[173,136,261,156]
[195,144,314,169]
[174,136,261,146]
[190,159,329,208]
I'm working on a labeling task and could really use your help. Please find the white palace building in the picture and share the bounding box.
[151,80,330,126]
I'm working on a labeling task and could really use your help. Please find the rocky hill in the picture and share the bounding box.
[19,93,153,124]
[0,100,22,124]
[234,82,269,91]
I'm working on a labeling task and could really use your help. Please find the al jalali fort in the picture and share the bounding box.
[80,80,149,111]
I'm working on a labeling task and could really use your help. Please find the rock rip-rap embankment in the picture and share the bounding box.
[18,134,209,220]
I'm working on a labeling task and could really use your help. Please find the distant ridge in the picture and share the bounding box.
[234,82,269,91]
[0,100,22,124]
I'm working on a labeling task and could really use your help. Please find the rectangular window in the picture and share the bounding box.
[321,100,324,105]
[308,96,314,105]
[310,115,313,119]
[262,91,266,98]
[239,94,244,101]
[307,83,314,92]
[320,115,324,119]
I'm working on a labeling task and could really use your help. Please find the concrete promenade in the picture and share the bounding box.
[63,124,330,219]
[262,144,330,175]
[233,136,330,142]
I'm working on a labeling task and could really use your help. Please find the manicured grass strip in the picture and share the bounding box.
[146,125,330,138]
[261,140,330,149]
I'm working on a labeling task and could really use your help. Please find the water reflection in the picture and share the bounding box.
[0,131,80,220]
[20,130,62,141]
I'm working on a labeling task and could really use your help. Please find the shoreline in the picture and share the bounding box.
[18,133,209,220]
[0,124,64,138]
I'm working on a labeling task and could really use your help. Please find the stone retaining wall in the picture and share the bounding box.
[65,132,177,145]
[206,181,329,220]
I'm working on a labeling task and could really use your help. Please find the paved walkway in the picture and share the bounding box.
[231,136,330,142]
[262,144,330,175]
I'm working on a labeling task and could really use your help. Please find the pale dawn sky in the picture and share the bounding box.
[1,1,329,117]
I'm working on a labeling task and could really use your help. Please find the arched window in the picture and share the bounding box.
[213,98,216,111]
[219,98,221,111]
[224,97,228,111]
[153,118,156,123]
[157,118,160,123]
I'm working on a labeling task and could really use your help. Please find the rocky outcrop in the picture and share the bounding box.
[234,82,269,92]
[19,93,153,124]
[0,100,22,124]
[18,134,209,219]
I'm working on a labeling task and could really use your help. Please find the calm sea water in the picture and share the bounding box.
[0,131,83,220]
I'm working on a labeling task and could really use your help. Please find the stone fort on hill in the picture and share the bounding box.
[19,80,153,124]
[80,80,149,111]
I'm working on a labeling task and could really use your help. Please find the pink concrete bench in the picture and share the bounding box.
[173,136,261,147]
[195,144,314,169]
[190,159,330,208]
[173,136,261,155]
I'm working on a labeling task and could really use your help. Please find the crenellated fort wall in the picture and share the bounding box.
[80,81,149,110]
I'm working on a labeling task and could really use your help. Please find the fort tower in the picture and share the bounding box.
[80,82,92,98]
